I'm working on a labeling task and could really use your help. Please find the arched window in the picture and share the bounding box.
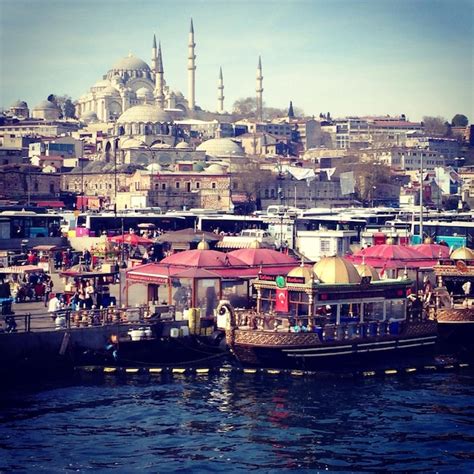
[264,189,269,198]
[49,183,55,194]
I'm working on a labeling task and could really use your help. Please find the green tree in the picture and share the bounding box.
[451,114,469,127]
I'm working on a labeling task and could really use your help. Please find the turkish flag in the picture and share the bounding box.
[275,288,289,313]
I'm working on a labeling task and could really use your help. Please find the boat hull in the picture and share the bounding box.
[229,322,438,370]
[436,308,474,359]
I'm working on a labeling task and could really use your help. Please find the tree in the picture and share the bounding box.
[232,163,274,212]
[46,93,77,119]
[422,116,449,136]
[63,99,76,119]
[451,114,469,127]
[232,96,304,120]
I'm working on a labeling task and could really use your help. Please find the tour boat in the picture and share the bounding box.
[217,256,437,370]
[432,246,474,356]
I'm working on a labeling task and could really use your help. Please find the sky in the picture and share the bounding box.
[0,0,473,122]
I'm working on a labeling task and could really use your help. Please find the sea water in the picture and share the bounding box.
[1,370,473,472]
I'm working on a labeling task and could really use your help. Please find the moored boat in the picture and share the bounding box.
[217,256,437,370]
[432,246,474,357]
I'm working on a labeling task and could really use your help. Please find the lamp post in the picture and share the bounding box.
[419,151,423,241]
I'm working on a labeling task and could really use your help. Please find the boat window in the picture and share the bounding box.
[386,300,406,321]
[364,301,385,321]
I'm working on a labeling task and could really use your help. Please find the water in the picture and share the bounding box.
[1,370,474,473]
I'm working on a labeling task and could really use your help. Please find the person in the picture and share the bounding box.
[85,280,95,309]
[48,293,61,321]
[44,278,54,307]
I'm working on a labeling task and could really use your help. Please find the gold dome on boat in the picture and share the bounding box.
[450,247,474,260]
[287,264,315,283]
[355,263,380,281]
[249,239,261,249]
[197,239,210,250]
[313,256,361,284]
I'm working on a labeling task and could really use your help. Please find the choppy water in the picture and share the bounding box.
[1,370,474,473]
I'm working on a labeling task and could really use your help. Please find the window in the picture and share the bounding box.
[211,182,216,189]
[162,183,166,190]
[195,182,200,189]
[320,240,330,252]
[175,182,180,189]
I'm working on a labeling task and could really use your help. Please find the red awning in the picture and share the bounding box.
[35,201,65,208]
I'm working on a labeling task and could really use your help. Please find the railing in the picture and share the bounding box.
[0,305,175,334]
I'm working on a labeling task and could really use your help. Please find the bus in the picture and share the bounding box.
[196,214,269,234]
[411,220,474,249]
[295,216,368,244]
[75,212,197,237]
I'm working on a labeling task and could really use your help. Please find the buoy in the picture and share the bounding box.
[125,368,139,374]
[424,366,437,371]
[363,371,376,377]
[459,363,470,368]
[443,365,455,370]
[266,369,280,375]
[405,368,417,373]
[385,369,398,375]
[103,367,117,373]
[172,368,186,374]
[243,368,257,374]
[290,370,304,376]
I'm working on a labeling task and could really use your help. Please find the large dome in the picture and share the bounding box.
[196,138,244,157]
[117,105,171,124]
[111,54,150,71]
[313,256,361,285]
[11,100,28,108]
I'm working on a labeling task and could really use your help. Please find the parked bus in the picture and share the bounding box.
[411,220,474,249]
[196,214,269,234]
[75,212,197,237]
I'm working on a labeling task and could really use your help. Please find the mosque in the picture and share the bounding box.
[75,19,262,125]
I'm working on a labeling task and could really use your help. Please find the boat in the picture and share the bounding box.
[432,246,474,357]
[217,256,437,370]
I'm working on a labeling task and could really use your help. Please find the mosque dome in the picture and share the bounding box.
[196,138,244,157]
[100,85,120,96]
[111,54,150,71]
[119,137,145,148]
[204,163,226,174]
[355,263,380,281]
[11,100,28,108]
[34,100,59,110]
[136,87,153,100]
[117,104,171,124]
[313,256,361,285]
[146,163,162,173]
[81,111,99,123]
[193,162,205,172]
[93,79,111,89]
[175,141,190,149]
[450,247,474,260]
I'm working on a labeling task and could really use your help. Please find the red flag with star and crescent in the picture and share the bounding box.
[275,288,289,312]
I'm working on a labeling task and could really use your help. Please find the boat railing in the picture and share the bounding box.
[235,312,412,342]
[0,304,172,334]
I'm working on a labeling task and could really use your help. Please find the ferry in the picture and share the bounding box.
[217,256,437,370]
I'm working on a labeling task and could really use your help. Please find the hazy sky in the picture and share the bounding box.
[1,0,472,121]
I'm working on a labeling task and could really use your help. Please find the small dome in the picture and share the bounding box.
[34,100,59,110]
[193,162,205,172]
[176,141,190,149]
[249,240,261,249]
[450,247,474,260]
[111,54,150,71]
[151,142,172,149]
[287,265,315,283]
[205,163,226,174]
[11,100,28,108]
[196,138,244,157]
[93,79,111,89]
[146,163,162,173]
[355,264,380,281]
[197,239,210,250]
[117,104,171,124]
[136,87,153,99]
[100,85,120,96]
[81,111,99,123]
[313,256,361,284]
[120,137,145,148]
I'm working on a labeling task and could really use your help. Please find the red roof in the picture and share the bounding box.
[412,243,450,259]
[35,200,65,208]
[161,249,246,267]
[228,248,297,266]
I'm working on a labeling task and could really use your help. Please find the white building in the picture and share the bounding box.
[295,229,357,262]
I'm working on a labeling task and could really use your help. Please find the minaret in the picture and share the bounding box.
[151,34,157,73]
[288,100,295,119]
[187,18,196,111]
[256,56,263,122]
[155,41,165,108]
[217,67,224,113]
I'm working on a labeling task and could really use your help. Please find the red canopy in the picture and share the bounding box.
[161,249,246,268]
[412,243,450,259]
[348,244,437,269]
[228,248,297,266]
[109,233,154,246]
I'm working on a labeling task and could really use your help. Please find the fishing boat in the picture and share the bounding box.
[432,246,474,356]
[217,256,437,370]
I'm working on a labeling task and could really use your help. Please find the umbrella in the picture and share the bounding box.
[109,233,154,246]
